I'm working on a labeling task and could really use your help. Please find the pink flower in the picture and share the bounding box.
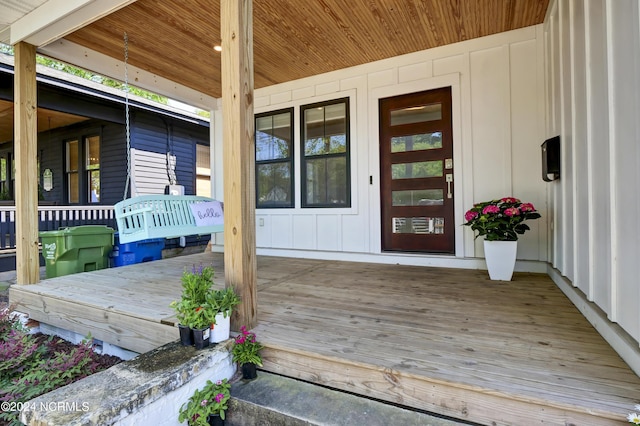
[235,335,246,344]
[520,202,535,212]
[200,399,208,407]
[482,205,500,214]
[215,393,225,403]
[464,210,478,222]
[504,207,520,217]
[501,197,520,203]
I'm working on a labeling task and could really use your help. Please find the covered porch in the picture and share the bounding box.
[10,252,640,425]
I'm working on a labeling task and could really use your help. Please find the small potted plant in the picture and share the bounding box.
[178,378,231,426]
[207,287,240,343]
[170,264,215,349]
[231,326,263,380]
[463,197,541,281]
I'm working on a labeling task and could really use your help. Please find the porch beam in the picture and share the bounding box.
[39,40,218,111]
[221,0,257,329]
[14,42,40,285]
[2,0,136,46]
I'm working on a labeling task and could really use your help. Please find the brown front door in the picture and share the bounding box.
[379,87,454,254]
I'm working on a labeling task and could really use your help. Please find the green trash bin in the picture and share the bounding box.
[40,225,115,278]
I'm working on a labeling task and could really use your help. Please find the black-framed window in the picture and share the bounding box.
[255,108,294,208]
[85,135,100,203]
[301,98,350,208]
[65,134,101,204]
[66,139,79,203]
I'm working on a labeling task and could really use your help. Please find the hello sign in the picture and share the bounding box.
[189,201,224,227]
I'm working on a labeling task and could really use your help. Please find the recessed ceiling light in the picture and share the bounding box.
[214,45,222,52]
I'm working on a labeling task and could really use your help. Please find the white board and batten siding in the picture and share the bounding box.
[216,25,548,271]
[544,0,640,369]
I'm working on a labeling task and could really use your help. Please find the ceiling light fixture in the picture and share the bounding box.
[214,45,222,52]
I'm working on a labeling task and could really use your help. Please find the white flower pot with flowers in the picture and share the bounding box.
[206,287,240,343]
[463,197,541,281]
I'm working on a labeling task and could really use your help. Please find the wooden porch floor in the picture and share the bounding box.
[10,252,640,425]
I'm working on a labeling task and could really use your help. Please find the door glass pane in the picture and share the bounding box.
[392,160,443,179]
[392,189,444,206]
[391,132,442,152]
[390,103,441,126]
[392,217,445,234]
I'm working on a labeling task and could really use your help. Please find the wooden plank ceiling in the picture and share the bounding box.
[64,0,548,99]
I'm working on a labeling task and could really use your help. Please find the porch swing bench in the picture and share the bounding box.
[114,195,224,244]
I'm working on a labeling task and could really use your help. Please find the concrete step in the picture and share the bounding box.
[227,372,470,426]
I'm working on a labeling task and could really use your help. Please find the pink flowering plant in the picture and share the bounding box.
[232,326,264,366]
[463,197,541,241]
[177,378,231,425]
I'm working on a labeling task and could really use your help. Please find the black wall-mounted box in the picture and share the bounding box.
[542,136,560,182]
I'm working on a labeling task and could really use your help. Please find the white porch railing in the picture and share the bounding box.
[0,204,116,250]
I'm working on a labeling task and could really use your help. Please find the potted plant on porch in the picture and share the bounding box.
[170,265,215,349]
[231,326,263,380]
[463,197,541,281]
[206,287,240,344]
[178,378,231,426]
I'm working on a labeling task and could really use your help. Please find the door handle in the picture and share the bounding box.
[446,174,453,198]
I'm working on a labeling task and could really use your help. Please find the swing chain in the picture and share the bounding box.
[123,32,131,200]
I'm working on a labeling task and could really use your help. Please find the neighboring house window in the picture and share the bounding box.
[196,144,211,197]
[86,135,100,203]
[66,140,79,203]
[255,108,294,208]
[301,98,350,207]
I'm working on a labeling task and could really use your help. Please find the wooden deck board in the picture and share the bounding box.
[9,252,640,425]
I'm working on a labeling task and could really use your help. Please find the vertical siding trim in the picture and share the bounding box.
[558,0,573,278]
[584,0,597,302]
[604,0,618,321]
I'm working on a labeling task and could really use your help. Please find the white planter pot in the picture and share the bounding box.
[483,240,517,281]
[210,311,231,343]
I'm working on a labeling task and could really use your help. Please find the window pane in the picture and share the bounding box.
[392,189,444,206]
[68,172,79,203]
[392,217,445,234]
[88,170,100,202]
[305,156,347,205]
[304,102,346,156]
[86,136,100,170]
[257,162,291,207]
[256,112,292,161]
[67,140,78,172]
[391,132,442,152]
[392,161,443,179]
[390,103,441,126]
